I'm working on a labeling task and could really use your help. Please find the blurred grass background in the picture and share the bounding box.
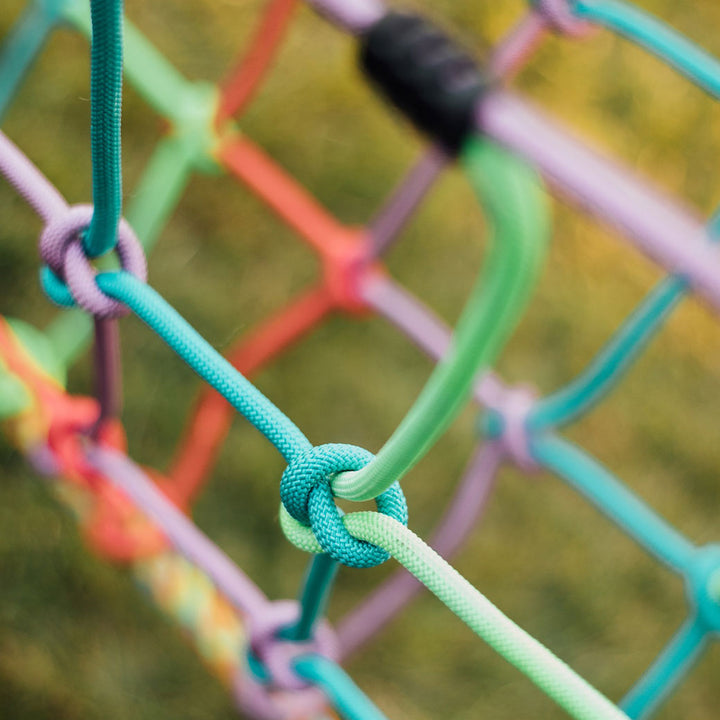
[1,0,720,718]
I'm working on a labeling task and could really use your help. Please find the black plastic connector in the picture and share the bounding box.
[360,11,487,153]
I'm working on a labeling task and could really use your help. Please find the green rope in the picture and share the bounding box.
[0,372,31,419]
[280,507,629,720]
[331,139,550,502]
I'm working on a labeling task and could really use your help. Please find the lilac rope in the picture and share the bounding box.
[478,91,720,311]
[41,204,147,317]
[488,11,549,80]
[304,0,384,34]
[86,446,270,618]
[534,0,593,37]
[337,441,503,658]
[368,146,449,258]
[0,130,146,320]
[0,130,66,222]
[0,131,144,428]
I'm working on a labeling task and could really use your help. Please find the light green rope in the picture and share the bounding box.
[281,507,628,720]
[331,139,549,502]
[0,371,30,419]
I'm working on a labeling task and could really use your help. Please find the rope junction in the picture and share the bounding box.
[1,0,720,718]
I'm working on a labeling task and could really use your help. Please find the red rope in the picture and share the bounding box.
[217,0,298,124]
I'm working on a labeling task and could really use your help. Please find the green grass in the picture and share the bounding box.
[1,0,720,718]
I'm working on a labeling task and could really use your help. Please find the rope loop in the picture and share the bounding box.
[247,600,339,691]
[39,204,147,318]
[280,443,408,567]
[532,0,593,37]
[235,600,336,719]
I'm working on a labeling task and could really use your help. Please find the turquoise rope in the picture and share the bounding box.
[93,270,311,462]
[530,433,696,573]
[0,0,66,123]
[531,209,720,429]
[84,0,125,258]
[573,0,720,99]
[279,554,339,642]
[620,616,707,720]
[293,654,389,720]
[44,134,197,366]
[531,277,684,429]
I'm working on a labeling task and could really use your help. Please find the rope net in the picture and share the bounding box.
[0,0,719,718]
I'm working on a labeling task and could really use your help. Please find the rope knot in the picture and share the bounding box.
[280,443,408,567]
[235,601,336,720]
[39,204,147,318]
[532,0,593,37]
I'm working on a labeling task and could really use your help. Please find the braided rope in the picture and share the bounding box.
[280,508,629,720]
[84,0,124,258]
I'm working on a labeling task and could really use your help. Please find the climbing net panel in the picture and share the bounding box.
[1,0,720,718]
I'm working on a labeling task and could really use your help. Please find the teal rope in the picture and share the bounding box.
[279,554,339,642]
[94,270,311,462]
[84,0,124,258]
[531,209,720,429]
[293,654,390,720]
[531,433,696,573]
[531,276,683,429]
[620,616,707,719]
[44,134,197,366]
[573,0,720,98]
[0,0,67,123]
[41,269,407,566]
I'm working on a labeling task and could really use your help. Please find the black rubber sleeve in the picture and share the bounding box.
[360,11,488,153]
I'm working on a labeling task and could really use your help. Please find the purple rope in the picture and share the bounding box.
[304,0,384,34]
[41,204,147,317]
[534,0,593,37]
[0,130,142,446]
[368,146,449,258]
[337,441,503,658]
[0,134,146,320]
[86,446,270,618]
[478,91,720,311]
[0,130,66,222]
[488,11,548,80]
[91,317,122,437]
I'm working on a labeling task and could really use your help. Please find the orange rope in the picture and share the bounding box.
[221,136,355,256]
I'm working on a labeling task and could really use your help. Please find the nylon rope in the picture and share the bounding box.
[331,138,550,502]
[280,507,630,720]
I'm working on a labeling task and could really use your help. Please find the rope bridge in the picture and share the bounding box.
[1,0,719,718]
